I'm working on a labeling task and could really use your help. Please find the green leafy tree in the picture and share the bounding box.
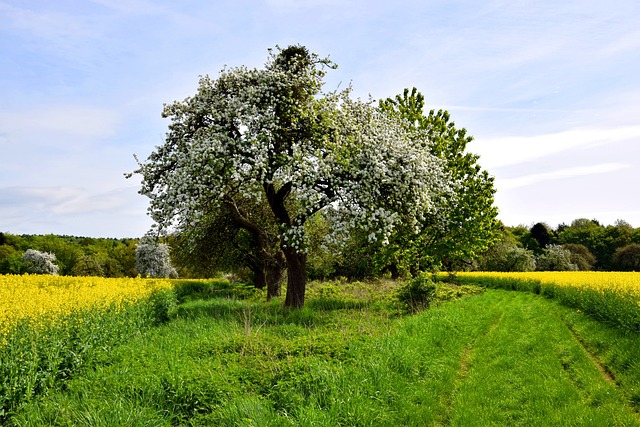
[0,245,24,274]
[612,244,640,271]
[378,87,500,272]
[173,200,285,299]
[476,230,536,272]
[131,46,454,307]
[529,222,554,254]
[71,255,105,277]
[562,243,596,271]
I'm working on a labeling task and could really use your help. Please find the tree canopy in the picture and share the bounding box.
[132,46,455,307]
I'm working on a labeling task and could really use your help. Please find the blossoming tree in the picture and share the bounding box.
[132,46,454,308]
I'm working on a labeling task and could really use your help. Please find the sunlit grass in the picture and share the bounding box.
[452,272,640,331]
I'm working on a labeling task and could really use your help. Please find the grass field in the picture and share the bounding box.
[2,277,640,426]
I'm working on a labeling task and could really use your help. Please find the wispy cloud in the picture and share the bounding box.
[498,163,630,190]
[0,105,120,140]
[473,125,640,169]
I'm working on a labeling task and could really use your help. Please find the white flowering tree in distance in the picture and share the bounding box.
[135,236,178,278]
[23,249,60,275]
[131,45,455,308]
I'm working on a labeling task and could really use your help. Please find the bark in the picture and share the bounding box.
[252,264,267,289]
[283,246,307,308]
[265,251,285,300]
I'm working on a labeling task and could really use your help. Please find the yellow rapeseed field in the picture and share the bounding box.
[456,271,640,296]
[0,274,173,333]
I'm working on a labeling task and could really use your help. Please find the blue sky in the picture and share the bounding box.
[1,0,639,237]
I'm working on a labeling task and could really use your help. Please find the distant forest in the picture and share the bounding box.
[1,217,639,278]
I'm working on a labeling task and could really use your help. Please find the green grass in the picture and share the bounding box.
[6,282,640,426]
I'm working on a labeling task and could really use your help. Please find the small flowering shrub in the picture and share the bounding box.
[136,237,178,278]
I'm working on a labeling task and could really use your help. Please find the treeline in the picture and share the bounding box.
[1,217,639,279]
[475,219,640,272]
[0,233,138,277]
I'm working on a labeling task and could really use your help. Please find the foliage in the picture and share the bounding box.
[529,222,554,253]
[612,244,640,271]
[475,231,536,272]
[396,273,437,312]
[22,249,59,275]
[0,287,176,421]
[536,244,578,271]
[70,254,105,276]
[171,199,284,297]
[0,233,139,278]
[562,243,596,271]
[135,236,178,278]
[0,245,24,274]
[378,88,499,272]
[131,46,454,307]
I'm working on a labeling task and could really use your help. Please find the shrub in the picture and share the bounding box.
[396,273,436,313]
[563,243,596,271]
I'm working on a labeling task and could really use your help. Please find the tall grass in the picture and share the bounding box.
[0,275,177,421]
[7,281,640,426]
[451,272,640,331]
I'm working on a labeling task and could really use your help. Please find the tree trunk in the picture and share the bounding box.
[265,252,285,300]
[253,266,267,289]
[283,247,306,308]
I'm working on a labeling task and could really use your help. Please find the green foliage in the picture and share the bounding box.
[9,288,640,425]
[612,244,640,271]
[0,296,166,421]
[147,289,179,325]
[476,232,536,272]
[70,254,105,276]
[563,243,596,271]
[0,245,24,274]
[378,87,500,273]
[0,233,139,278]
[396,273,437,313]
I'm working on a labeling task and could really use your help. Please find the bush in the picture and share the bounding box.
[396,273,436,313]
[147,289,178,325]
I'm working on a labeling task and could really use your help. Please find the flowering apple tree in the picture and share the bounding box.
[131,46,455,308]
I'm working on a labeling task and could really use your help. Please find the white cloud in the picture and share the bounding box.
[0,105,121,140]
[498,163,629,190]
[473,125,640,169]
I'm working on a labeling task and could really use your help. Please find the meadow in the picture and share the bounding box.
[1,274,640,425]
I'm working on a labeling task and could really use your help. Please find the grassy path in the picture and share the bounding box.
[445,291,638,426]
[10,289,640,426]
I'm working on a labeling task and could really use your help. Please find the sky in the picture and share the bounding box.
[1,0,639,238]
